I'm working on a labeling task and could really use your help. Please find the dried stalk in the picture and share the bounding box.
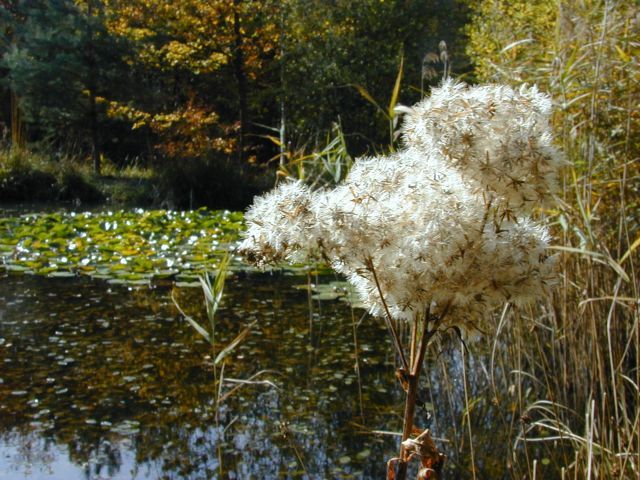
[390,305,448,480]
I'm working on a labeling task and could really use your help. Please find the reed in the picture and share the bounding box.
[466,1,639,477]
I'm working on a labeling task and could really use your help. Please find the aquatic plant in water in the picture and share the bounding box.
[239,80,564,479]
[0,209,243,285]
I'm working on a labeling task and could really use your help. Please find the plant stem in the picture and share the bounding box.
[366,257,409,372]
[397,372,420,479]
[395,306,445,480]
[351,308,365,419]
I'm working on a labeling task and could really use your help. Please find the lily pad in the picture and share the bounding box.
[47,271,77,278]
[175,281,202,288]
[0,208,246,283]
[311,292,342,301]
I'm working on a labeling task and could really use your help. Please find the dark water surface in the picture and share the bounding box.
[0,198,558,480]
[0,273,415,479]
[0,270,556,479]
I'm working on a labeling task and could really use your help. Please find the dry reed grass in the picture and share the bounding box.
[465,1,639,478]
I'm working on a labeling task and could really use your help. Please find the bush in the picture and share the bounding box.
[0,148,56,201]
[157,155,273,210]
[0,148,131,205]
[56,168,104,203]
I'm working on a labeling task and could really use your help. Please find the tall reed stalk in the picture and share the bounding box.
[467,1,639,477]
[173,253,262,477]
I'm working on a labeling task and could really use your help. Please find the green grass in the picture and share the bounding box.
[0,147,158,205]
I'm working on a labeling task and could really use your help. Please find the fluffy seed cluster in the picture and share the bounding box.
[402,81,561,214]
[239,81,563,327]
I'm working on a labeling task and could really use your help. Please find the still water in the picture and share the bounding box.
[0,208,548,479]
[0,272,412,479]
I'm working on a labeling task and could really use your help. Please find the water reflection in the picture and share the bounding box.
[0,274,405,479]
[0,272,554,479]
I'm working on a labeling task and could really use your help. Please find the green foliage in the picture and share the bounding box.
[280,0,471,151]
[2,0,126,149]
[352,53,404,149]
[275,121,353,188]
[0,147,102,202]
[0,146,160,203]
[174,253,231,347]
[466,0,556,82]
[0,148,56,200]
[156,154,273,210]
[0,208,243,282]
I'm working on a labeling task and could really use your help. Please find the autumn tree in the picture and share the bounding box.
[103,0,278,162]
[1,0,125,172]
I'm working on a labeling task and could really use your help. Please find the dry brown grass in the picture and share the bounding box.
[464,1,639,477]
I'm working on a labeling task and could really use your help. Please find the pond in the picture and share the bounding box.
[0,208,553,479]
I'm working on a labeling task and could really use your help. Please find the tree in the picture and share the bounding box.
[103,0,278,163]
[275,0,472,153]
[2,0,124,173]
[0,1,24,147]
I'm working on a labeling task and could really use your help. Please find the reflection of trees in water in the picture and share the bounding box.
[2,431,57,476]
[73,438,124,479]
[0,274,550,479]
[0,275,399,478]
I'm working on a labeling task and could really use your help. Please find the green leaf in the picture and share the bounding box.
[388,53,404,119]
[172,292,211,342]
[214,321,255,365]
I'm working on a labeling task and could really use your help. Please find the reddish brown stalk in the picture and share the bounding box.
[366,257,409,372]
[393,305,447,480]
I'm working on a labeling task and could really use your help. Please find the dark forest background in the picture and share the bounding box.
[0,0,471,207]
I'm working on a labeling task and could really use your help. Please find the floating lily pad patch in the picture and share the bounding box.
[296,280,366,309]
[0,208,245,284]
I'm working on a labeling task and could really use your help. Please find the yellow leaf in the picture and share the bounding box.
[619,236,640,265]
[388,54,404,119]
[352,84,387,119]
[615,45,631,63]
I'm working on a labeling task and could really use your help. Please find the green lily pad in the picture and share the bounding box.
[175,281,202,288]
[91,274,113,280]
[154,269,179,278]
[47,271,77,278]
[4,265,29,273]
[356,449,371,460]
[0,208,246,282]
[311,292,342,301]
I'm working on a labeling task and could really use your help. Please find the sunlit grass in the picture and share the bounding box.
[462,1,639,478]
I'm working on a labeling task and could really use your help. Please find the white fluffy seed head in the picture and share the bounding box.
[239,181,318,265]
[402,80,565,213]
[240,81,561,329]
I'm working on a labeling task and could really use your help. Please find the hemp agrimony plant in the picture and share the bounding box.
[239,81,563,479]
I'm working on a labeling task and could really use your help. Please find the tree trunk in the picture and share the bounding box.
[89,90,100,174]
[10,91,24,149]
[86,0,100,175]
[232,0,249,162]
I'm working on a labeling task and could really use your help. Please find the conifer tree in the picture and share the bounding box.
[2,0,123,172]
